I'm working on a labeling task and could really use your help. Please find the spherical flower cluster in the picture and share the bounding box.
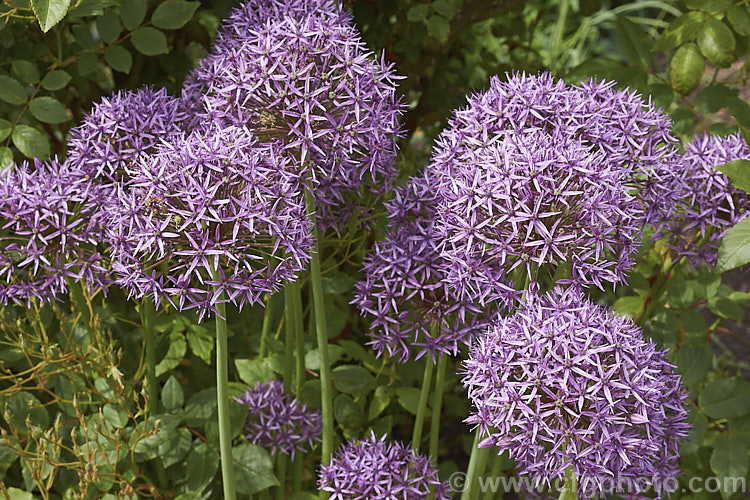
[353,172,498,362]
[187,7,404,231]
[106,124,312,318]
[234,380,321,458]
[654,132,750,266]
[66,86,190,187]
[462,287,690,497]
[430,125,643,305]
[0,159,108,305]
[318,432,451,499]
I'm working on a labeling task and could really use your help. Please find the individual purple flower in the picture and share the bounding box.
[653,132,750,266]
[318,431,451,500]
[188,8,404,231]
[234,380,321,458]
[462,287,690,498]
[353,172,499,362]
[0,158,108,305]
[430,125,643,305]
[105,124,312,318]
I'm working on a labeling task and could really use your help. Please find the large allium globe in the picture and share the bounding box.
[234,380,321,458]
[654,132,750,266]
[0,159,108,305]
[106,124,312,318]
[462,287,690,498]
[318,432,451,500]
[188,8,404,231]
[430,126,643,305]
[353,172,498,362]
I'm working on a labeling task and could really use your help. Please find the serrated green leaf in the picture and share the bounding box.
[186,442,219,492]
[653,11,705,52]
[368,386,391,420]
[184,388,217,427]
[612,295,643,318]
[152,0,199,30]
[41,70,71,90]
[69,0,117,17]
[159,427,192,467]
[305,344,342,370]
[334,393,364,431]
[694,85,738,114]
[31,0,71,32]
[728,5,750,36]
[12,60,40,84]
[12,125,49,159]
[96,10,121,44]
[670,43,704,96]
[427,15,450,43]
[104,45,132,73]
[120,0,146,30]
[396,387,425,415]
[332,364,376,394]
[717,218,750,272]
[710,435,748,482]
[102,403,128,428]
[232,444,278,494]
[615,16,650,67]
[674,342,713,385]
[155,330,186,376]
[432,0,455,19]
[0,148,13,170]
[235,358,274,386]
[29,97,70,123]
[0,119,11,142]
[699,377,750,419]
[717,159,750,194]
[161,375,184,411]
[131,26,169,56]
[186,323,213,363]
[407,4,429,22]
[697,19,736,68]
[0,76,28,105]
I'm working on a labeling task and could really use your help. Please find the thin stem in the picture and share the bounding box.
[142,298,159,415]
[483,453,504,500]
[67,278,92,329]
[259,293,274,358]
[411,357,434,451]
[283,283,296,394]
[428,354,447,459]
[304,189,334,500]
[211,268,236,500]
[460,429,491,500]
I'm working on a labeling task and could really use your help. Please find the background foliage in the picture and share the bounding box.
[1,0,750,499]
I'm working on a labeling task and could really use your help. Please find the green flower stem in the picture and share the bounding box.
[461,429,491,500]
[259,293,274,358]
[304,189,334,500]
[411,357,434,451]
[275,453,288,500]
[142,297,159,415]
[66,277,92,328]
[558,465,577,500]
[211,267,236,500]
[428,353,447,459]
[292,279,306,492]
[483,453,504,500]
[283,283,296,394]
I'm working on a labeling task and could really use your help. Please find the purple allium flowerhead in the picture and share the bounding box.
[318,431,451,500]
[187,8,404,231]
[462,287,690,498]
[429,123,643,306]
[653,132,750,266]
[353,172,500,363]
[234,380,321,458]
[106,124,312,319]
[0,158,108,305]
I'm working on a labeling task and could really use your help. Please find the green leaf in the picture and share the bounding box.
[102,404,128,428]
[685,0,732,11]
[185,442,219,492]
[321,271,356,294]
[709,296,744,321]
[305,344,342,370]
[700,377,750,419]
[6,488,33,500]
[697,19,736,68]
[12,125,50,159]
[695,85,738,114]
[29,97,70,123]
[12,60,40,84]
[396,387,425,415]
[96,10,121,44]
[68,0,117,17]
[612,295,643,318]
[184,388,217,427]
[427,15,450,43]
[407,4,429,22]
[31,0,71,32]
[161,375,184,412]
[717,159,750,194]
[0,119,11,142]
[159,427,192,467]
[131,27,169,56]
[2,391,49,432]
[0,147,13,170]
[653,11,705,51]
[332,364,376,394]
[670,43,705,96]
[152,0,199,30]
[368,386,391,421]
[155,330,187,377]
[0,76,28,105]
[710,435,748,481]
[716,218,750,273]
[77,52,99,76]
[334,393,364,432]
[120,0,147,30]
[232,444,278,494]
[104,45,132,73]
[186,323,213,363]
[432,0,455,20]
[615,16,650,67]
[235,358,274,386]
[41,70,71,90]
[674,342,713,385]
[728,5,750,36]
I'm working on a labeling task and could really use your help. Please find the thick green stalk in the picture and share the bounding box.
[211,268,236,500]
[276,454,288,500]
[142,298,159,415]
[411,357,434,451]
[428,354,447,459]
[259,293,274,358]
[558,465,577,500]
[292,280,305,492]
[283,284,296,394]
[304,189,334,500]
[483,453,504,500]
[461,430,491,500]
